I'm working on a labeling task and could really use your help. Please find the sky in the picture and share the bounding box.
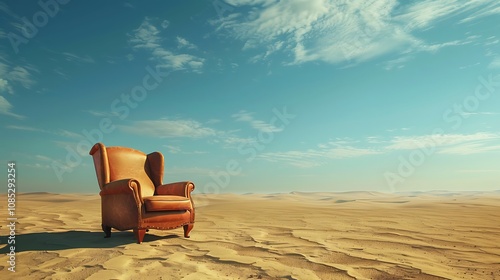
[1,0,499,194]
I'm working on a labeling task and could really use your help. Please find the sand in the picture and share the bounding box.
[1,191,499,279]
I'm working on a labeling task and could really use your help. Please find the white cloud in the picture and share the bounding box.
[457,169,500,173]
[0,96,25,119]
[151,49,204,72]
[489,56,500,69]
[161,20,170,29]
[383,56,412,70]
[257,132,500,168]
[53,68,68,79]
[6,65,36,89]
[460,112,500,116]
[0,78,13,94]
[417,39,472,53]
[206,118,221,124]
[62,52,95,64]
[395,0,467,30]
[7,125,86,140]
[458,1,500,23]
[177,36,197,49]
[224,0,273,6]
[0,60,37,93]
[223,135,256,145]
[386,132,498,150]
[129,18,204,72]
[6,125,45,132]
[35,155,52,161]
[0,61,8,75]
[57,129,82,139]
[259,150,324,168]
[259,141,381,168]
[120,119,217,138]
[22,163,52,169]
[169,166,220,175]
[163,145,181,154]
[439,142,500,155]
[129,17,161,50]
[83,110,119,117]
[232,110,282,133]
[214,0,499,65]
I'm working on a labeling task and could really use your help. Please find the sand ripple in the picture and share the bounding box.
[1,192,499,279]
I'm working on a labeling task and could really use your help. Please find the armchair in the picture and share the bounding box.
[89,142,195,243]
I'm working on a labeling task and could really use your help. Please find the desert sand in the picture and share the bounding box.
[1,191,499,279]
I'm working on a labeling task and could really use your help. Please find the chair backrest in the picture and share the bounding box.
[89,143,156,197]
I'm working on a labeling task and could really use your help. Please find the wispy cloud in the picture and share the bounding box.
[395,0,471,30]
[460,112,500,116]
[35,154,53,161]
[259,141,381,168]
[6,125,85,140]
[169,166,221,175]
[163,145,181,154]
[56,129,83,139]
[386,132,499,151]
[0,78,13,94]
[458,1,500,23]
[383,132,500,156]
[439,142,500,155]
[83,110,119,118]
[177,36,197,49]
[0,63,37,90]
[8,65,37,88]
[0,96,26,119]
[53,68,68,79]
[0,60,37,93]
[124,2,135,9]
[129,17,161,49]
[258,132,500,168]
[383,56,413,70]
[489,56,500,69]
[119,119,217,138]
[6,125,45,132]
[162,145,208,155]
[214,0,499,65]
[457,169,500,173]
[129,17,204,72]
[232,110,282,133]
[62,52,95,64]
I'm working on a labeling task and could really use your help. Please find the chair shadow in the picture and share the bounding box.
[0,230,180,253]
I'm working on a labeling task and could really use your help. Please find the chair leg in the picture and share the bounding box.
[102,224,111,238]
[183,224,194,238]
[134,228,146,244]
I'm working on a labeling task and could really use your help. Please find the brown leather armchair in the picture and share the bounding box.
[89,142,195,243]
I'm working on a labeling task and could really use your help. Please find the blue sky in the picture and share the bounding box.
[1,0,499,194]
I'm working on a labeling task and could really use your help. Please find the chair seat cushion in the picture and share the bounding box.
[143,195,191,212]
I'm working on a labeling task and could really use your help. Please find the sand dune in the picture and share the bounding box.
[1,192,499,279]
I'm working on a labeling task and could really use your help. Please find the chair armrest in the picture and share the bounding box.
[156,181,195,198]
[100,178,143,204]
